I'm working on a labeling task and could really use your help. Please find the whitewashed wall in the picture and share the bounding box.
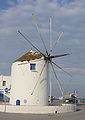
[0,76,11,89]
[0,75,11,98]
[10,57,49,106]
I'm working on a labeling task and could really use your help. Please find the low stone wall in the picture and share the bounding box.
[0,104,76,114]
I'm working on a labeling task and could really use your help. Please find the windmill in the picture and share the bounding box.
[18,14,71,104]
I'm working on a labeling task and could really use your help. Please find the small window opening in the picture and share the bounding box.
[30,64,36,70]
[3,81,6,86]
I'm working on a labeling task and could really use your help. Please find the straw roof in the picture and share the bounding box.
[15,50,44,62]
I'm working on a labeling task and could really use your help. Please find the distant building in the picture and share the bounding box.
[0,75,11,101]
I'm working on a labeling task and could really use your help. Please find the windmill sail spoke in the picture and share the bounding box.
[50,53,72,58]
[31,61,47,95]
[32,13,48,56]
[52,61,72,77]
[52,31,64,52]
[50,62,64,96]
[18,30,45,57]
[50,16,52,54]
[49,16,52,104]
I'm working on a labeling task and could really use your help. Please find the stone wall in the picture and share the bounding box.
[0,104,76,114]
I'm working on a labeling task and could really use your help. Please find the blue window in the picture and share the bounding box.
[30,64,36,70]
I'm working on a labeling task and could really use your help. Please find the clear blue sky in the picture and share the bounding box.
[0,0,85,98]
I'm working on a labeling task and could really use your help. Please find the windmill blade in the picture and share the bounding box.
[49,16,52,104]
[31,61,47,95]
[50,62,52,104]
[52,61,72,77]
[52,31,64,52]
[50,62,64,96]
[32,13,48,56]
[50,16,52,54]
[18,30,45,57]
[50,53,72,58]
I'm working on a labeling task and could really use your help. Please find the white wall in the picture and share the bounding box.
[10,57,49,106]
[0,75,11,98]
[0,104,76,114]
[0,76,11,89]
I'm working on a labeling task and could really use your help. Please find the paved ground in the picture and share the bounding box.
[0,104,85,120]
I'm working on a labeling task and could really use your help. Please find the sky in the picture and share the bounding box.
[0,0,85,98]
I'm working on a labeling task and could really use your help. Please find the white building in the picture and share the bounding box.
[0,75,11,101]
[10,50,49,106]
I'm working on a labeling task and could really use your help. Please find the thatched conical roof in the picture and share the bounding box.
[15,50,44,62]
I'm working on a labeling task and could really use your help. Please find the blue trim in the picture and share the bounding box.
[5,88,8,92]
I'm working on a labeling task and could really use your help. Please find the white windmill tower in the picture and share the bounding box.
[10,14,71,106]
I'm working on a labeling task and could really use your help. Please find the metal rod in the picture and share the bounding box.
[32,13,48,56]
[52,61,72,77]
[50,62,64,96]
[50,53,72,58]
[18,30,45,57]
[50,16,52,104]
[52,31,64,52]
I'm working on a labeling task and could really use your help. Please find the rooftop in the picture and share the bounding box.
[15,50,44,62]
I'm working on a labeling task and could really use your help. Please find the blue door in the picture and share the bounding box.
[16,100,20,105]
